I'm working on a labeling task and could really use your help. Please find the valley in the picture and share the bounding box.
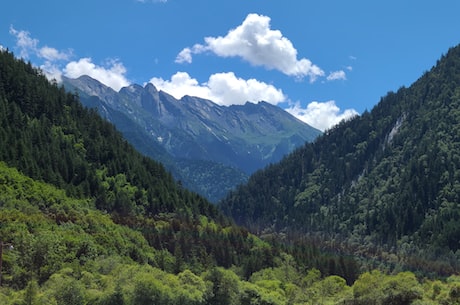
[63,75,320,202]
[1,43,460,304]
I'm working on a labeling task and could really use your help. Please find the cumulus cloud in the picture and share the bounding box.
[285,100,358,131]
[177,13,324,82]
[39,62,64,83]
[9,26,38,58]
[64,58,130,91]
[150,71,285,106]
[9,26,71,61]
[39,46,71,61]
[327,70,347,81]
[175,47,193,64]
[150,72,211,101]
[8,26,129,91]
[9,26,72,82]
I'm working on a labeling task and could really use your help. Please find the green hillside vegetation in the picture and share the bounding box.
[220,44,460,276]
[0,49,283,278]
[2,162,460,305]
[67,86,250,203]
[0,49,368,304]
[0,50,216,219]
[64,76,320,203]
[3,45,460,304]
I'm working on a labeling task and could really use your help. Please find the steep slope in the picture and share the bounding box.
[0,49,358,289]
[0,49,223,220]
[63,76,320,201]
[220,44,460,274]
[4,162,459,305]
[0,49,271,281]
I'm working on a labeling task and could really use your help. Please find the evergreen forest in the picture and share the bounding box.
[1,45,460,305]
[220,44,460,277]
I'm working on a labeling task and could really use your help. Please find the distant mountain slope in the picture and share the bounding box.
[0,49,276,280]
[0,49,215,219]
[220,44,460,274]
[0,50,362,297]
[63,76,321,201]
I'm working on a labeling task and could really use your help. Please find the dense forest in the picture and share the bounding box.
[0,49,355,304]
[0,156,459,305]
[2,46,460,304]
[220,44,460,276]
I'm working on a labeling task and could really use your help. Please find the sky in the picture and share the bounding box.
[1,1,460,131]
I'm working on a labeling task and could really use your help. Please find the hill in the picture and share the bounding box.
[0,161,459,305]
[0,49,292,273]
[2,48,460,305]
[0,49,364,304]
[63,76,320,202]
[220,44,460,275]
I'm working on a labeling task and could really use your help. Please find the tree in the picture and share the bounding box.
[350,271,422,305]
[22,280,39,305]
[203,267,240,305]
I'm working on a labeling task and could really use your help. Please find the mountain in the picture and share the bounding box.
[3,49,460,305]
[63,76,321,201]
[0,48,371,304]
[220,44,460,275]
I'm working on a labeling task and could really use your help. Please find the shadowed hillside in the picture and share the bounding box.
[220,44,460,275]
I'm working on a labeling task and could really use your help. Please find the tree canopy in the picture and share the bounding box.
[220,44,460,276]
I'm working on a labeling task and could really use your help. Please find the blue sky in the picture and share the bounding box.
[1,0,459,130]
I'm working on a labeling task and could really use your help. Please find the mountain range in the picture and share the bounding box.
[0,49,366,304]
[3,42,460,304]
[63,76,321,202]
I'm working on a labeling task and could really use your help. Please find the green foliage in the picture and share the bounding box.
[0,48,284,279]
[2,251,460,305]
[203,267,240,305]
[22,280,39,305]
[220,44,460,276]
[2,42,460,305]
[351,271,422,305]
[0,49,218,220]
[0,49,326,304]
[177,159,249,203]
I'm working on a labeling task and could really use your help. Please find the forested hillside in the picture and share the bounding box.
[0,49,273,275]
[2,45,460,305]
[220,44,460,276]
[63,75,320,203]
[1,163,460,305]
[0,49,377,304]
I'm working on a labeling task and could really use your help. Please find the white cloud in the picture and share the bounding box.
[150,71,285,106]
[8,26,129,91]
[175,47,192,64]
[9,26,71,61]
[150,72,211,101]
[285,100,358,131]
[177,13,324,82]
[327,70,347,81]
[64,58,130,92]
[9,26,38,59]
[207,72,285,105]
[39,46,71,61]
[9,26,75,83]
[40,62,63,83]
